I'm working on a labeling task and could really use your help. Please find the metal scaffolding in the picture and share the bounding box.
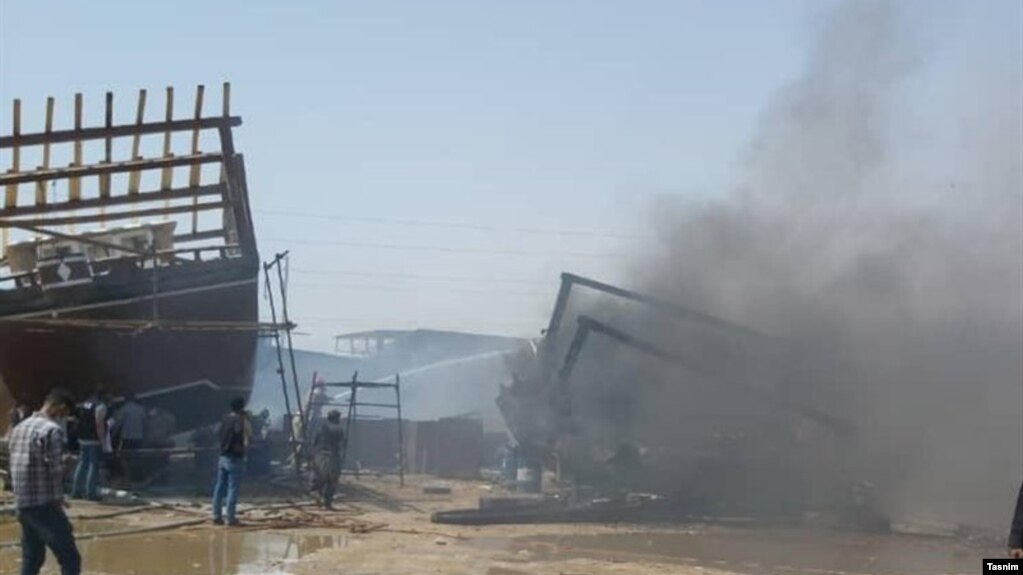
[318,372,406,487]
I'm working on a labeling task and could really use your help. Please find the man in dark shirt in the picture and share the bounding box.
[1010,480,1023,558]
[211,397,250,526]
[70,385,110,501]
[310,410,345,509]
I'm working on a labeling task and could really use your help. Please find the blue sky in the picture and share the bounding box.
[0,0,1019,351]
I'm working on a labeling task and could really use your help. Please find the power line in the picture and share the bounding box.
[287,268,553,286]
[286,280,552,298]
[254,208,649,241]
[288,316,543,335]
[295,316,541,325]
[259,236,626,259]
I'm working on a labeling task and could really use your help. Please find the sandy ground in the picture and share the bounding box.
[0,474,1002,575]
[287,476,735,575]
[0,476,738,575]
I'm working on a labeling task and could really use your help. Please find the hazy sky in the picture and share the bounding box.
[0,0,1018,352]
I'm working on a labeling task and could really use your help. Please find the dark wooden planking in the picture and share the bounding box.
[1,201,229,228]
[0,183,225,218]
[161,244,239,255]
[0,116,241,149]
[0,153,223,186]
[0,221,149,255]
[174,229,226,244]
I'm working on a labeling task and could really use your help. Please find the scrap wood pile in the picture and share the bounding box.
[238,506,388,533]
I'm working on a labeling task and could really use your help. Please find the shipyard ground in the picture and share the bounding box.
[0,475,1003,575]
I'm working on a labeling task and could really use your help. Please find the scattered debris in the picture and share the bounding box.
[423,481,453,495]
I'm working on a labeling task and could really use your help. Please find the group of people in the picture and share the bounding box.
[208,396,346,527]
[5,386,198,575]
[63,386,148,501]
[6,386,152,574]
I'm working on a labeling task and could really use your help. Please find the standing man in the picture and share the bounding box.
[115,393,147,481]
[5,403,30,438]
[9,388,81,575]
[310,409,345,509]
[211,397,250,526]
[1010,480,1023,558]
[304,381,329,449]
[71,386,109,501]
[116,393,146,451]
[8,402,30,428]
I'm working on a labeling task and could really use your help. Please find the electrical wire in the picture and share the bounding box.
[286,268,552,286]
[254,208,649,240]
[258,236,626,259]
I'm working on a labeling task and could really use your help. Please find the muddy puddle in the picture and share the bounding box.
[0,519,348,575]
[532,527,1000,575]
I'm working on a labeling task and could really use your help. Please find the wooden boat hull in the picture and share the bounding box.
[0,265,259,431]
[0,84,261,433]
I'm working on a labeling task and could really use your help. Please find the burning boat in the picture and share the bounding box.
[496,273,875,524]
[0,84,260,430]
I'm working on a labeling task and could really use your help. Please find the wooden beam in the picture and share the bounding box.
[190,85,205,234]
[4,99,21,209]
[0,221,148,256]
[0,116,241,149]
[69,93,83,202]
[127,89,147,195]
[1,99,16,249]
[219,82,231,185]
[174,228,226,244]
[0,152,223,186]
[1,201,229,228]
[0,183,225,218]
[189,85,204,187]
[34,97,55,205]
[99,92,114,199]
[160,87,174,191]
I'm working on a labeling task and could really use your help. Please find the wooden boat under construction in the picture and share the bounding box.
[0,84,262,431]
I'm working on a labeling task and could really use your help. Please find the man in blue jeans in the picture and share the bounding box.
[211,397,250,526]
[9,388,81,575]
[71,386,109,501]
